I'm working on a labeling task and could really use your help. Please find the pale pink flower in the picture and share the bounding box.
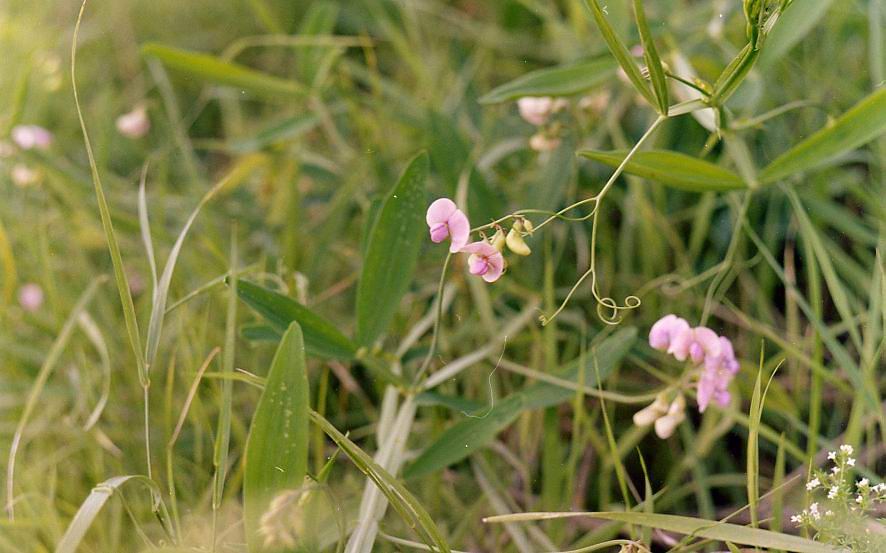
[11,164,39,187]
[529,132,561,152]
[462,240,505,283]
[668,325,721,367]
[18,283,44,312]
[11,125,53,150]
[426,198,470,253]
[648,314,690,352]
[517,96,568,126]
[696,336,740,413]
[116,106,151,139]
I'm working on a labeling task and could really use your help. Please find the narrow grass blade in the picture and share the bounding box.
[581,0,657,108]
[760,87,886,183]
[484,512,840,553]
[142,43,307,100]
[236,280,357,359]
[6,277,104,517]
[632,0,668,115]
[211,229,238,532]
[55,475,172,553]
[479,58,616,104]
[144,154,264,373]
[72,0,146,384]
[137,164,157,294]
[309,409,451,553]
[0,216,17,305]
[244,322,310,552]
[356,152,428,346]
[580,150,746,192]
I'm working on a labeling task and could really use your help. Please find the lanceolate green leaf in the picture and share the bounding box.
[236,280,356,359]
[356,152,428,346]
[582,0,657,108]
[479,58,616,104]
[760,87,886,183]
[243,323,310,553]
[142,43,306,99]
[580,150,747,192]
[632,0,669,115]
[404,328,636,479]
[485,512,839,553]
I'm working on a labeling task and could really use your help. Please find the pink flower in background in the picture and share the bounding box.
[462,240,504,283]
[648,314,741,414]
[11,125,53,150]
[116,106,151,139]
[517,96,568,126]
[529,132,561,152]
[426,198,470,253]
[18,283,44,312]
[668,325,721,366]
[648,314,690,351]
[11,164,39,187]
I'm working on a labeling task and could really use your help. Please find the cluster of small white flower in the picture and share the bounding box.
[792,444,885,538]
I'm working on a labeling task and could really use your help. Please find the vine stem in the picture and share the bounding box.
[542,114,667,325]
[412,252,452,385]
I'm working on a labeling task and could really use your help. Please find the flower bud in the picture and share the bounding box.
[632,393,669,427]
[490,228,506,252]
[653,395,686,439]
[521,218,535,235]
[506,223,531,256]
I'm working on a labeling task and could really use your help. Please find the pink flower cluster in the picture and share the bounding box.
[649,314,740,413]
[426,198,504,282]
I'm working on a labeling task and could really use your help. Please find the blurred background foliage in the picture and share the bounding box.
[0,0,883,551]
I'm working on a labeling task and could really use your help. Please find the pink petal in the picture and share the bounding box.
[694,327,722,357]
[426,198,457,226]
[697,373,715,413]
[714,390,731,407]
[461,240,496,256]
[481,251,504,283]
[429,223,450,243]
[667,327,693,361]
[447,209,470,252]
[468,254,488,276]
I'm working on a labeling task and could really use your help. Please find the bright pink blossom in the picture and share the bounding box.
[462,240,504,283]
[426,198,470,253]
[668,325,721,366]
[648,314,690,351]
[11,125,53,150]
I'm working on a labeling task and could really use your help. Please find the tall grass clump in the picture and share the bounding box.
[0,0,883,552]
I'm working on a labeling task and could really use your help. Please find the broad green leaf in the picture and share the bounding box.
[309,409,451,552]
[760,88,886,183]
[55,475,172,553]
[404,328,635,478]
[633,0,668,115]
[582,0,657,108]
[479,58,616,104]
[580,150,747,192]
[240,323,281,343]
[244,323,310,552]
[236,280,356,359]
[356,152,428,346]
[142,43,306,99]
[759,0,836,68]
[486,512,839,553]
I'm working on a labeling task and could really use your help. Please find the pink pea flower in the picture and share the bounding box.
[696,337,740,413]
[11,125,53,151]
[668,325,721,367]
[529,132,561,152]
[648,314,690,352]
[116,106,151,139]
[517,97,568,126]
[18,283,44,312]
[462,240,505,283]
[426,198,470,253]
